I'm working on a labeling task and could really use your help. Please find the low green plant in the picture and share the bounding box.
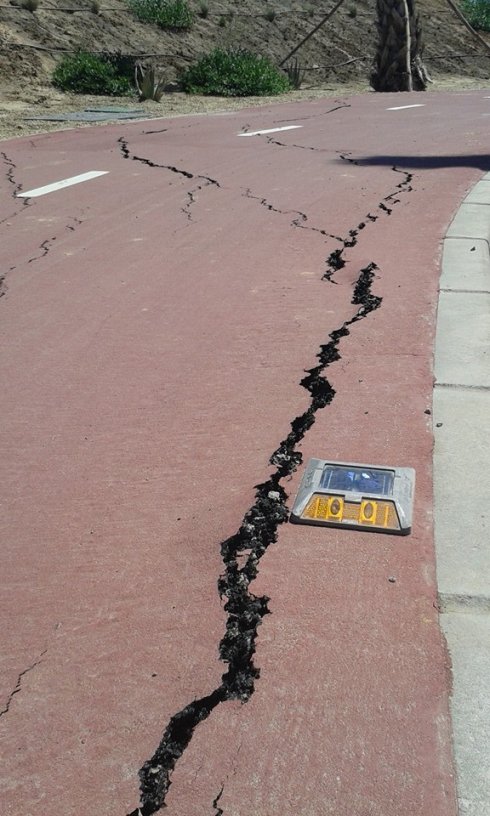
[98,50,137,81]
[459,0,490,31]
[286,56,304,90]
[181,47,290,96]
[347,4,357,17]
[218,14,226,26]
[90,0,100,13]
[135,62,166,100]
[126,0,193,29]
[52,52,132,95]
[198,1,208,18]
[264,9,276,22]
[21,0,38,10]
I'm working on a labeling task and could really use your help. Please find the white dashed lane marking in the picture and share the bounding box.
[18,171,109,198]
[387,104,425,111]
[238,125,303,137]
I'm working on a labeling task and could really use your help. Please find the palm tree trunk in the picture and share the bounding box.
[371,0,430,91]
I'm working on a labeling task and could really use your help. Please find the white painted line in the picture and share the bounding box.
[238,125,303,137]
[387,104,425,111]
[17,170,109,198]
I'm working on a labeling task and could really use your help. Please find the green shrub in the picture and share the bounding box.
[459,0,490,30]
[52,52,132,95]
[126,0,193,29]
[98,50,137,81]
[181,48,290,96]
[198,1,208,18]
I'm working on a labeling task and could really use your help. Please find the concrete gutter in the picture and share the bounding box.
[434,176,490,815]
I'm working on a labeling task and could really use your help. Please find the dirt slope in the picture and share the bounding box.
[1,0,490,86]
[1,0,490,140]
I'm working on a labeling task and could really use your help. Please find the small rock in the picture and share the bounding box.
[268,490,281,501]
[424,409,431,415]
[388,576,396,583]
[436,422,443,428]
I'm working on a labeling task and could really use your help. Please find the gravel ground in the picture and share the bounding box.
[1,74,489,143]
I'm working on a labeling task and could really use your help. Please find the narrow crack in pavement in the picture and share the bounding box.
[141,128,169,136]
[242,188,343,245]
[182,181,212,222]
[118,136,221,188]
[0,649,48,718]
[264,107,350,150]
[28,237,57,265]
[0,150,31,227]
[212,785,224,816]
[274,104,351,124]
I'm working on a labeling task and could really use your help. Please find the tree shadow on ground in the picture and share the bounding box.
[352,155,490,172]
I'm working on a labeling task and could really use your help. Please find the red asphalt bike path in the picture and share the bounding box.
[0,91,488,815]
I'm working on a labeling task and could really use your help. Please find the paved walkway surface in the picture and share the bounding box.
[434,175,490,816]
[0,90,489,816]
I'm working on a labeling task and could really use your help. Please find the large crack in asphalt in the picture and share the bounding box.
[252,141,413,283]
[323,157,413,282]
[127,259,382,816]
[124,165,413,813]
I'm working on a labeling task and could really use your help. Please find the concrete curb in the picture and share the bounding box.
[434,174,490,816]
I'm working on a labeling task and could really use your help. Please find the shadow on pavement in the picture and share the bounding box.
[352,154,490,172]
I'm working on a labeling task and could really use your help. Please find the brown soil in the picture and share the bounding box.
[1,0,490,142]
